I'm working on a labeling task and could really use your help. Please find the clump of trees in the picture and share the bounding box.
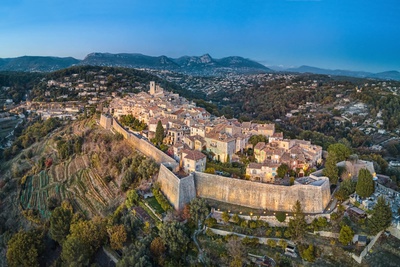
[56,135,83,160]
[119,114,147,131]
[3,118,61,160]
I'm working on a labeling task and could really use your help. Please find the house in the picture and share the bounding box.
[204,132,236,163]
[246,162,279,183]
[181,149,206,173]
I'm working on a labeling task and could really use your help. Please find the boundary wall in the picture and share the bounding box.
[193,172,331,213]
[110,117,176,164]
[99,114,331,213]
[157,165,331,213]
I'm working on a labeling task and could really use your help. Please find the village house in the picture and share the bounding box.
[181,149,207,173]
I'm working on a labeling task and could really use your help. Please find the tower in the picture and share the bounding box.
[149,81,156,95]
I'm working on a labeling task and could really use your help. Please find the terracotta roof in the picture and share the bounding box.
[182,149,206,161]
[254,142,266,150]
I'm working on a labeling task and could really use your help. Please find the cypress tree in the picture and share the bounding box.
[356,168,374,198]
[155,120,164,145]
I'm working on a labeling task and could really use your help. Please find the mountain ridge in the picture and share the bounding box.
[0,53,399,80]
[273,65,400,81]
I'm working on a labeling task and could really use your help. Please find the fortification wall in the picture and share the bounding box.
[178,174,196,208]
[194,172,330,213]
[112,118,176,164]
[107,115,330,213]
[157,164,181,209]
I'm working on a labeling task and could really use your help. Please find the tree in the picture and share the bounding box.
[189,197,209,226]
[300,244,316,262]
[69,217,107,254]
[327,143,351,162]
[221,211,231,224]
[339,225,354,245]
[125,190,139,209]
[368,196,393,234]
[288,200,307,240]
[275,211,286,222]
[277,164,289,178]
[154,120,164,145]
[356,169,375,198]
[227,237,247,267]
[118,239,153,267]
[6,230,43,267]
[336,179,356,201]
[61,235,91,266]
[205,217,217,228]
[159,221,190,258]
[49,206,73,245]
[108,224,127,250]
[150,237,166,258]
[249,134,268,147]
[323,153,339,184]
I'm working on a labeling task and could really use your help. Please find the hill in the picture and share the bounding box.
[0,118,158,230]
[283,65,400,81]
[0,56,80,72]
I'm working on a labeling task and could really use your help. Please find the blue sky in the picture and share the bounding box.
[0,0,399,72]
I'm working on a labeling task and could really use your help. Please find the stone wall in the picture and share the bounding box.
[157,164,196,210]
[112,118,176,164]
[105,114,330,214]
[157,164,181,209]
[193,172,330,213]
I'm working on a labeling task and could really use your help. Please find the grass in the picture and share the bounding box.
[138,201,162,223]
[145,197,164,214]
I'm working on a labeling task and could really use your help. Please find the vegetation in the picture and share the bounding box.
[288,200,307,241]
[154,120,164,145]
[119,114,147,131]
[6,230,44,267]
[152,186,172,211]
[49,204,73,245]
[356,168,375,198]
[275,211,286,222]
[159,221,190,259]
[339,225,354,245]
[3,118,61,160]
[188,197,210,226]
[248,134,268,147]
[277,164,289,178]
[368,196,393,234]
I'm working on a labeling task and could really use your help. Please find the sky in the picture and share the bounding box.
[0,0,399,72]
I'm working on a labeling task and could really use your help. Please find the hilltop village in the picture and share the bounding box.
[108,82,323,184]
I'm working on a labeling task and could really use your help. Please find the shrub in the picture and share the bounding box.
[275,211,286,222]
[267,239,277,247]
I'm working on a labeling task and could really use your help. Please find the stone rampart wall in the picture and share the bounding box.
[179,174,196,209]
[157,164,181,209]
[112,118,176,164]
[194,172,330,213]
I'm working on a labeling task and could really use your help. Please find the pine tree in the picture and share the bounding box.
[356,168,375,198]
[368,196,393,234]
[339,225,354,245]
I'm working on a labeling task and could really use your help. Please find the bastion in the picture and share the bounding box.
[157,163,331,213]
